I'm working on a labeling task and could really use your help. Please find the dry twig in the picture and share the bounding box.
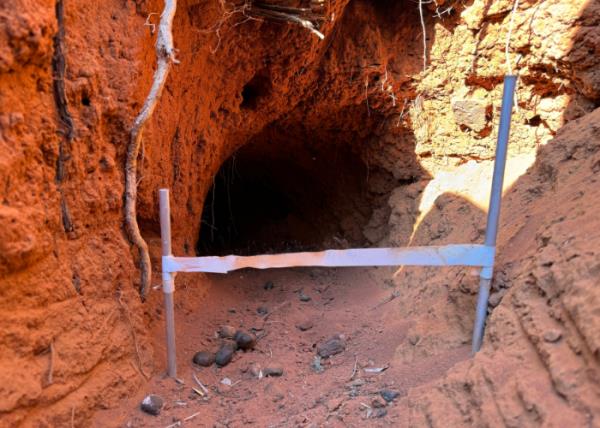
[125,0,179,298]
[117,291,150,380]
[192,372,209,395]
[349,354,358,380]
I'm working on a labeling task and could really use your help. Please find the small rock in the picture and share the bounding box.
[249,363,262,378]
[140,394,163,416]
[297,321,314,331]
[218,325,237,339]
[257,306,269,316]
[299,291,311,302]
[221,377,232,386]
[543,329,563,343]
[317,335,346,358]
[215,341,237,367]
[408,334,420,346]
[451,98,488,132]
[488,289,507,308]
[228,308,236,313]
[192,351,215,367]
[264,281,274,290]
[350,378,365,387]
[234,330,256,351]
[371,398,386,408]
[273,393,285,402]
[380,390,400,402]
[311,356,324,373]
[263,367,283,377]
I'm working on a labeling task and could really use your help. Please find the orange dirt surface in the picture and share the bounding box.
[99,267,471,427]
[1,0,599,426]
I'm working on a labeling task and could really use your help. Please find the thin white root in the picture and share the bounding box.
[118,291,151,380]
[505,0,520,75]
[125,0,178,299]
[419,0,427,71]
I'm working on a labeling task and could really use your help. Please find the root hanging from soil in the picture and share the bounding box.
[125,0,179,299]
[52,0,75,234]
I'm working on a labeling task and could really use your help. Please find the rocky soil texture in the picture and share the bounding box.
[0,0,598,426]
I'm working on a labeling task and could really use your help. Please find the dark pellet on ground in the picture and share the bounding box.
[263,367,284,377]
[140,394,163,416]
[192,351,215,367]
[215,341,237,367]
[264,281,274,290]
[257,306,269,316]
[380,389,400,402]
[234,330,256,350]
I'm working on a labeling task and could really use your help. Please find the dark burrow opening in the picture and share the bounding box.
[196,131,394,256]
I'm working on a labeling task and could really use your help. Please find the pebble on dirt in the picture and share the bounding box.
[263,367,284,377]
[234,330,256,350]
[299,291,311,302]
[140,394,163,416]
[296,320,314,331]
[264,280,274,290]
[380,389,400,402]
[249,362,262,378]
[257,306,269,316]
[543,329,563,343]
[317,334,346,358]
[192,351,215,367]
[216,341,237,367]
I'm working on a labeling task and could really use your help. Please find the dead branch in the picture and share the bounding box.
[198,0,327,52]
[249,4,325,39]
[349,354,358,380]
[125,0,179,299]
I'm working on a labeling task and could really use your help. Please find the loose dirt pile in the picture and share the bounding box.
[1,0,599,426]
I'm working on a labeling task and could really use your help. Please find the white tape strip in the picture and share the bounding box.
[163,244,494,274]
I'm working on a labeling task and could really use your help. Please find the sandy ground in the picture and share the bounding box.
[99,266,470,427]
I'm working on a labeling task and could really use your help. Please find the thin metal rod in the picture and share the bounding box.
[163,290,177,377]
[159,188,177,378]
[472,75,517,353]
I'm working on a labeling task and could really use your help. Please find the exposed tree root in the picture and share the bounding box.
[125,1,178,299]
[52,0,75,234]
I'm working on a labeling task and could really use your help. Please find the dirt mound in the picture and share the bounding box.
[396,107,600,426]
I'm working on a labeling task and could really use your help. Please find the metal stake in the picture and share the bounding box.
[472,75,517,353]
[159,188,177,378]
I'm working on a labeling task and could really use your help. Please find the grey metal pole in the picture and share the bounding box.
[159,188,177,378]
[472,75,517,353]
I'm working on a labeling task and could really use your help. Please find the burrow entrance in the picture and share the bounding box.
[196,129,395,257]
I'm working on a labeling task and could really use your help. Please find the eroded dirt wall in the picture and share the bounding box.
[0,0,598,425]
